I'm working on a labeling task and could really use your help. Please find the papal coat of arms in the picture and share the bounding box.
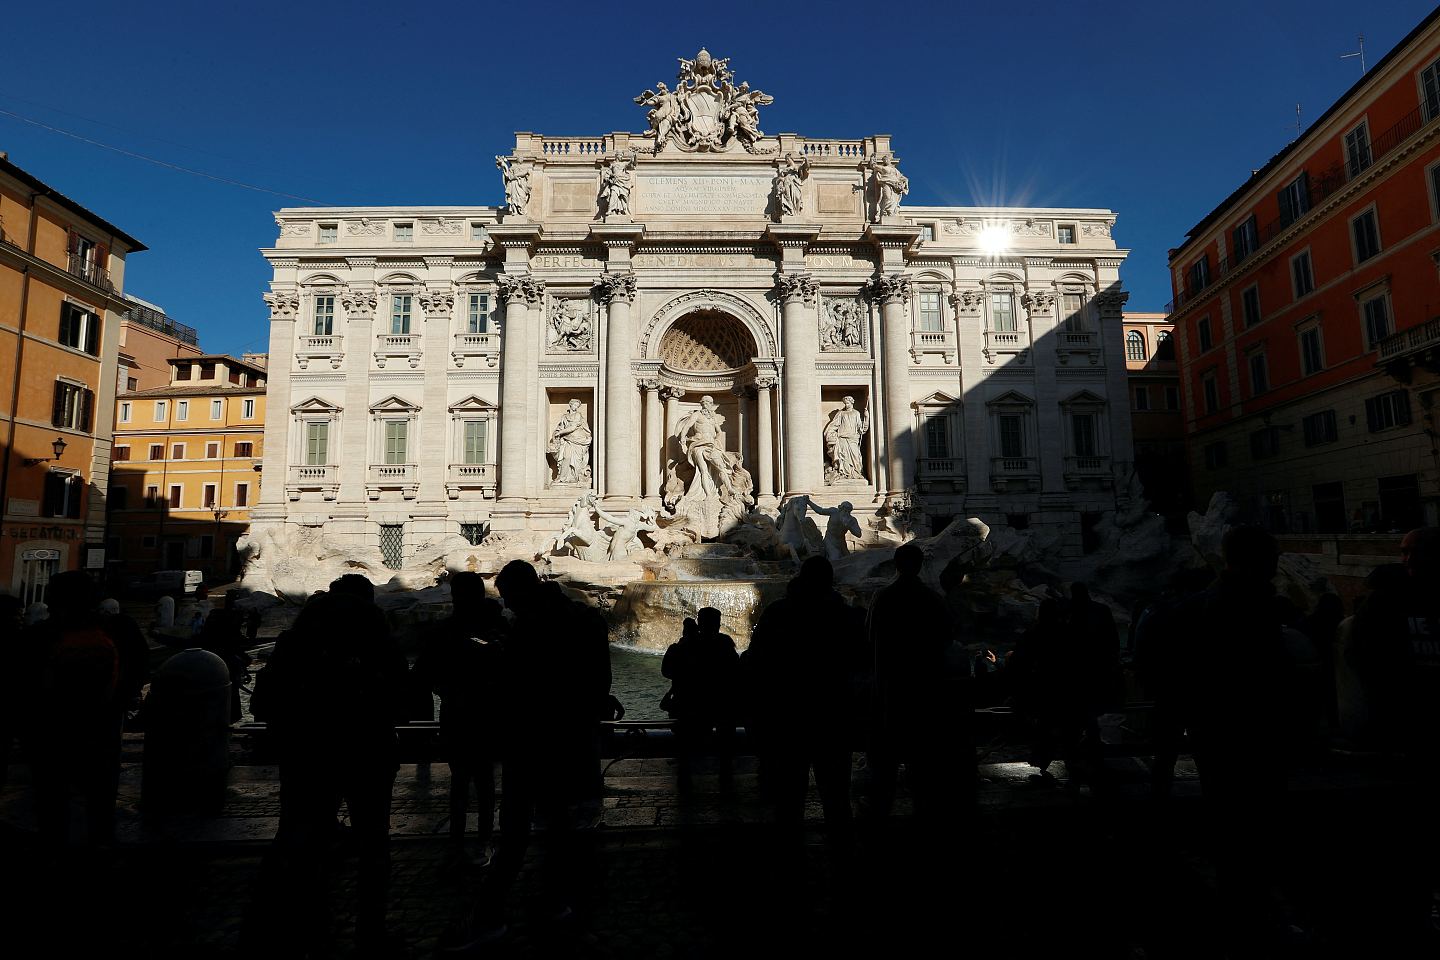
[634,49,775,154]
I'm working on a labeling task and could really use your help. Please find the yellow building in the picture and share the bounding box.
[0,153,145,603]
[109,354,267,581]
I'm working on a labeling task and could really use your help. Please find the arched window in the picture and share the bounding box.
[1126,330,1147,361]
[1156,329,1175,362]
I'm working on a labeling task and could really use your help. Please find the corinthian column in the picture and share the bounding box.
[754,374,777,504]
[418,288,455,504]
[777,272,821,496]
[641,378,662,502]
[496,275,530,501]
[597,273,639,500]
[870,273,915,497]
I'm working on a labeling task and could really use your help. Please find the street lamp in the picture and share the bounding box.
[23,437,67,466]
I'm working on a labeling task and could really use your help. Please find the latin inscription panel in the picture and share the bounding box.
[635,175,772,216]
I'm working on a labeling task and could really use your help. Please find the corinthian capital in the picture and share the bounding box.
[595,272,639,305]
[340,288,377,320]
[495,274,527,304]
[775,271,819,305]
[867,273,912,305]
[263,291,300,320]
[1094,289,1130,316]
[950,289,984,314]
[419,288,456,317]
[1020,290,1056,316]
[521,277,547,306]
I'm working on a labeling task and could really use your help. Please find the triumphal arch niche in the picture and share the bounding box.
[255,45,1131,572]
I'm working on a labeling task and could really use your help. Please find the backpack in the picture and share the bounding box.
[45,621,120,709]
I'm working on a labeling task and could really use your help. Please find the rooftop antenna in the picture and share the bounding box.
[1340,34,1367,74]
[1294,103,1302,141]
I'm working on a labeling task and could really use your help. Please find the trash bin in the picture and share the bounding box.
[142,647,232,814]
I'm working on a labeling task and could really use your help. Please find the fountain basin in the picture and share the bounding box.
[609,578,789,653]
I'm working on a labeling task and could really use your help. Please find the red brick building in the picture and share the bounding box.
[1168,9,1440,535]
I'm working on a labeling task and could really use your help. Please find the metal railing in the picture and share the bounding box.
[124,301,198,345]
[1168,104,1436,313]
[1377,316,1440,362]
[67,252,113,292]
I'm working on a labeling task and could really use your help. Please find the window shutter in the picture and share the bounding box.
[1278,187,1293,226]
[85,312,100,355]
[1365,397,1380,432]
[81,389,94,432]
[51,381,65,427]
[66,230,77,255]
[1397,392,1412,426]
[1297,171,1310,211]
[67,475,82,519]
[43,472,61,517]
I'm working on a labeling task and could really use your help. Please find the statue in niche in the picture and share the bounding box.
[547,399,593,486]
[865,154,909,222]
[495,156,531,217]
[666,395,754,538]
[772,153,809,220]
[548,299,593,351]
[599,152,636,219]
[820,299,864,350]
[808,499,862,564]
[823,397,870,483]
[552,491,659,562]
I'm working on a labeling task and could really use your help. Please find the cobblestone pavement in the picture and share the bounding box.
[0,747,1431,958]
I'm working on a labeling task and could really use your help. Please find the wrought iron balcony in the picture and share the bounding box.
[451,331,501,369]
[374,333,422,369]
[286,464,339,501]
[909,328,956,363]
[297,334,344,370]
[446,462,498,500]
[67,253,113,292]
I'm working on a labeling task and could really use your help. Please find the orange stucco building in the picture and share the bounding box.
[0,154,144,603]
[118,296,202,394]
[1123,312,1187,521]
[1168,8,1440,535]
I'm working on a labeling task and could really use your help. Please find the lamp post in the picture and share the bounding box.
[22,436,67,466]
[210,505,228,579]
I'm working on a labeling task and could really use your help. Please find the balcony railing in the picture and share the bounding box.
[67,253,113,292]
[1167,103,1437,313]
[446,462,498,500]
[981,329,1028,364]
[297,334,345,370]
[374,333,422,369]
[1065,455,1110,475]
[124,300,198,345]
[1376,316,1440,363]
[909,328,956,363]
[367,463,418,500]
[451,331,501,368]
[991,456,1038,475]
[286,464,339,501]
[918,457,964,476]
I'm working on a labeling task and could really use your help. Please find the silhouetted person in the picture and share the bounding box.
[662,606,740,783]
[1301,593,1344,730]
[196,607,251,722]
[1009,598,1076,784]
[743,556,864,835]
[445,561,612,951]
[1065,582,1122,786]
[16,571,146,850]
[866,542,966,823]
[245,581,408,957]
[0,593,23,786]
[414,571,506,870]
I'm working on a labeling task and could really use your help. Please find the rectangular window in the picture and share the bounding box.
[1366,389,1412,432]
[206,442,220,459]
[1313,481,1347,534]
[176,400,188,421]
[305,421,329,465]
[58,302,100,355]
[1279,173,1311,227]
[1292,250,1314,298]
[1134,386,1150,411]
[1232,215,1259,262]
[318,223,338,244]
[460,522,486,545]
[1432,163,1440,221]
[470,223,486,241]
[998,415,1024,458]
[113,445,130,461]
[242,398,255,419]
[119,401,131,423]
[919,224,934,242]
[145,486,159,508]
[989,292,1016,332]
[1299,326,1324,374]
[1071,414,1098,457]
[1204,441,1227,469]
[126,377,137,391]
[462,419,489,464]
[211,399,223,420]
[51,380,92,431]
[203,483,217,508]
[467,293,491,334]
[1352,208,1381,263]
[1249,426,1280,459]
[175,364,191,381]
[42,471,83,519]
[918,292,942,332]
[1165,386,1180,410]
[1241,286,1262,328]
[391,295,412,335]
[383,420,409,464]
[1424,57,1440,121]
[1057,224,1077,244]
[235,441,253,458]
[1249,351,1269,395]
[1197,317,1213,352]
[235,482,249,508]
[1303,410,1338,446]
[394,222,413,241]
[379,524,404,569]
[149,444,164,461]
[1345,121,1373,178]
[1203,372,1219,414]
[924,417,949,459]
[1061,293,1087,332]
[168,485,182,509]
[155,400,167,422]
[1362,295,1391,348]
[200,362,215,380]
[314,295,335,336]
[171,443,184,460]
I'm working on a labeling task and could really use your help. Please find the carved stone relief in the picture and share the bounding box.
[548,297,595,351]
[820,297,865,351]
[634,49,775,154]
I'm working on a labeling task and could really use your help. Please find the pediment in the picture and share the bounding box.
[1060,389,1107,406]
[291,395,342,414]
[448,394,498,413]
[986,390,1034,407]
[369,394,420,413]
[915,390,962,407]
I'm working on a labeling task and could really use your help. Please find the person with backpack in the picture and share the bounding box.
[17,570,147,850]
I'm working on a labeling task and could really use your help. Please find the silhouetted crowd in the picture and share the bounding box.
[4,526,1440,956]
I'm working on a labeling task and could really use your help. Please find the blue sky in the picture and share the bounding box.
[2,0,1435,357]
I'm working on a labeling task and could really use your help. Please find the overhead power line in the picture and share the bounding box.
[0,106,332,205]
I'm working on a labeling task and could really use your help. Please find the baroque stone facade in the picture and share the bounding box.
[251,50,1134,564]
